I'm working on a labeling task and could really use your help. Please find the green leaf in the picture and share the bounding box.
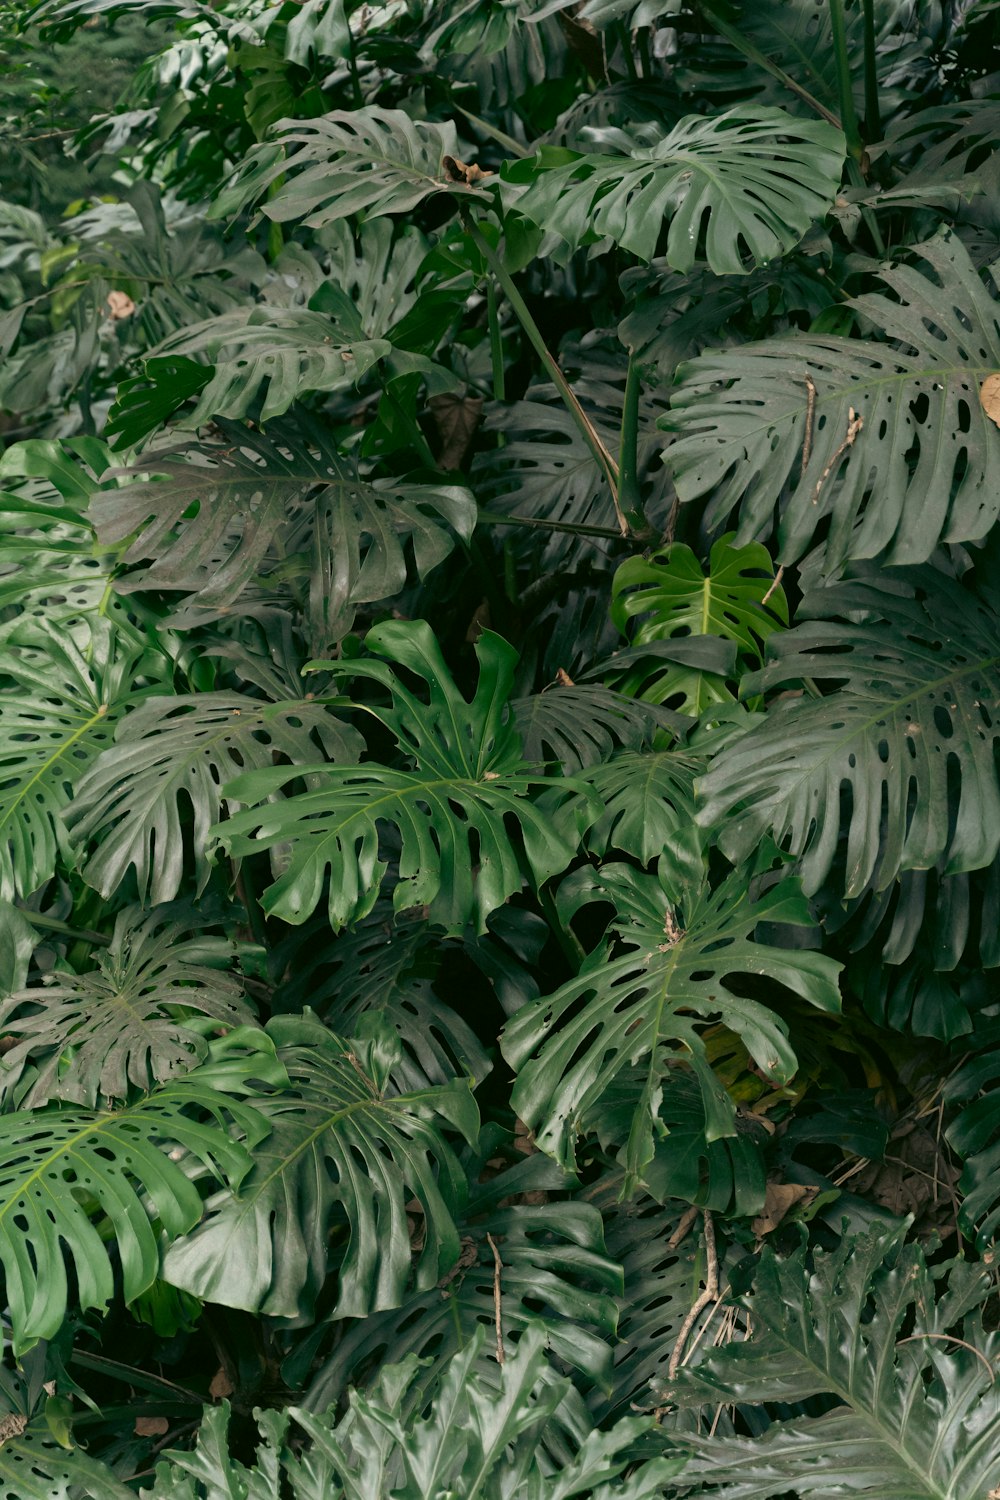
[162,1014,478,1321]
[944,1013,1000,1245]
[147,306,389,425]
[669,1228,1000,1500]
[0,1422,134,1499]
[273,906,491,1091]
[513,685,680,774]
[664,230,1000,568]
[509,107,845,272]
[609,535,786,715]
[65,692,362,903]
[212,107,491,227]
[0,1034,280,1354]
[91,418,475,635]
[504,861,841,1188]
[305,1144,622,1408]
[580,748,703,866]
[0,904,255,1107]
[141,1332,680,1499]
[698,571,1000,899]
[216,622,596,932]
[0,619,153,901]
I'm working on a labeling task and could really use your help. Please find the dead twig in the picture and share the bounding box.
[762,566,784,607]
[667,1205,699,1250]
[802,373,817,470]
[486,1232,505,1365]
[812,406,863,506]
[667,1210,719,1380]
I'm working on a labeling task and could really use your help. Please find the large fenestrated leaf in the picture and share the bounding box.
[271,907,491,1092]
[162,1015,478,1322]
[943,1012,1000,1246]
[0,619,156,901]
[668,1227,1000,1500]
[141,1332,680,1500]
[0,1033,281,1354]
[90,418,475,632]
[0,1423,134,1500]
[509,107,845,272]
[216,622,596,933]
[147,306,389,425]
[513,684,679,774]
[0,904,255,1107]
[579,749,702,865]
[65,691,361,904]
[664,230,1000,568]
[211,107,491,228]
[304,1145,622,1411]
[503,860,841,1189]
[698,571,1000,900]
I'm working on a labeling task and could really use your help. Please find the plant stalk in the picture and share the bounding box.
[861,0,881,141]
[462,212,629,537]
[828,0,863,160]
[618,347,645,533]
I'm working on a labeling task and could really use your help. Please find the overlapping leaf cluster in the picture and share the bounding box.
[0,0,998,1492]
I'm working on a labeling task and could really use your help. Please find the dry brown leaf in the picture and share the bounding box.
[428,393,484,471]
[106,291,136,320]
[981,373,1000,429]
[134,1416,169,1437]
[0,1413,26,1444]
[441,155,493,186]
[209,1368,234,1400]
[752,1182,818,1238]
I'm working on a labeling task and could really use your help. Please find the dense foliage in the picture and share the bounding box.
[0,0,999,1493]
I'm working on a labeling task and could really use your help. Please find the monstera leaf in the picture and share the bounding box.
[143,306,389,425]
[0,619,159,901]
[669,1227,1000,1500]
[504,859,841,1188]
[698,571,1000,900]
[664,230,1000,568]
[0,1033,281,1354]
[212,106,491,227]
[0,1424,134,1500]
[580,749,703,865]
[65,692,362,904]
[944,1012,1000,1246]
[608,536,787,715]
[141,1332,681,1500]
[272,906,491,1091]
[305,1144,621,1410]
[216,622,596,932]
[0,904,255,1107]
[90,418,475,628]
[513,684,679,774]
[509,107,845,272]
[162,1015,478,1322]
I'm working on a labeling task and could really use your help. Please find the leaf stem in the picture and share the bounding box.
[477,508,626,542]
[19,911,111,946]
[618,347,645,532]
[828,0,863,160]
[861,0,881,140]
[462,211,628,537]
[701,6,842,130]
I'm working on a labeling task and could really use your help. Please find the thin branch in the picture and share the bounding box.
[812,406,864,506]
[667,1210,719,1380]
[762,566,784,607]
[486,1232,505,1365]
[802,373,817,470]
